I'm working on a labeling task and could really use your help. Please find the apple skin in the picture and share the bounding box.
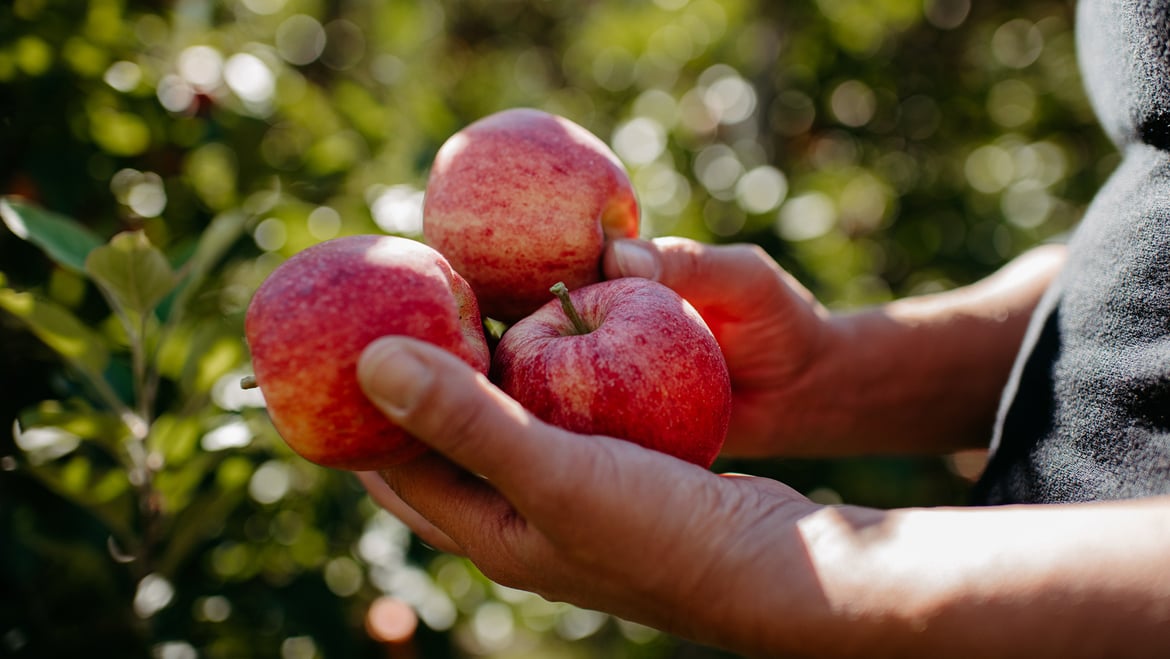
[244,235,490,470]
[491,277,731,468]
[423,108,640,323]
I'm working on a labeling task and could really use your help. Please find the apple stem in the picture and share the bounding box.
[550,282,591,335]
[240,375,258,390]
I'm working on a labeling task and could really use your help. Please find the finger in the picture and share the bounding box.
[355,470,461,554]
[603,237,811,319]
[356,336,600,518]
[374,452,532,567]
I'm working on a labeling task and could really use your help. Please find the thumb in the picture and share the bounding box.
[356,336,572,496]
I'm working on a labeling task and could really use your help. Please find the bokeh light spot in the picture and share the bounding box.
[635,163,691,216]
[830,80,876,128]
[324,557,363,597]
[776,192,837,241]
[225,53,276,106]
[1002,180,1053,229]
[556,607,607,641]
[369,184,424,235]
[127,175,167,218]
[249,460,292,504]
[253,217,287,252]
[613,117,667,166]
[177,45,224,91]
[153,642,197,659]
[632,88,680,128]
[472,601,515,652]
[157,74,195,113]
[839,173,892,234]
[965,144,1014,193]
[104,60,142,92]
[242,0,286,15]
[366,596,419,644]
[992,19,1044,68]
[307,206,342,240]
[694,144,744,197]
[280,636,318,659]
[701,66,757,125]
[133,573,175,619]
[276,15,327,66]
[201,418,253,452]
[736,165,788,214]
[196,595,232,623]
[925,0,971,30]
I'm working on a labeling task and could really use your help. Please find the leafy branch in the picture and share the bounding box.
[1,196,248,578]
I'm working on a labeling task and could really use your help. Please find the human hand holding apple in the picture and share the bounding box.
[244,108,731,471]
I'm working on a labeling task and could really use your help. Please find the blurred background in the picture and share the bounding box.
[0,0,1111,657]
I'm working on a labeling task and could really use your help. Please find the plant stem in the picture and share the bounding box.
[550,282,591,335]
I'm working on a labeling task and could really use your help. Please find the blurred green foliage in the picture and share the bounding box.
[0,0,1112,657]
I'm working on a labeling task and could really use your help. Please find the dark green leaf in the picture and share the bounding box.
[0,281,110,377]
[85,230,177,320]
[0,197,104,273]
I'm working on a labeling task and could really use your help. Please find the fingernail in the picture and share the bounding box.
[612,240,659,280]
[358,339,433,418]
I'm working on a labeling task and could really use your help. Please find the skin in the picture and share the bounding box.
[356,237,1170,657]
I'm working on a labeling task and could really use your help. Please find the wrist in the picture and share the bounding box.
[767,504,956,658]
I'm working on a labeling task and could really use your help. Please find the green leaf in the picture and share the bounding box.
[167,210,246,323]
[148,413,201,466]
[0,197,105,273]
[183,210,247,283]
[19,399,126,456]
[0,281,110,377]
[85,230,178,320]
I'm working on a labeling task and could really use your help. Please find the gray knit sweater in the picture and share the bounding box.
[973,0,1170,503]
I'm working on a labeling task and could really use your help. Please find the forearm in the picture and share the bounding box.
[787,244,1066,454]
[759,496,1170,658]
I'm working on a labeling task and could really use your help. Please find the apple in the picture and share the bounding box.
[243,235,490,470]
[423,108,640,323]
[491,277,731,467]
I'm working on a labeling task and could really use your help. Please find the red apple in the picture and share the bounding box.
[244,235,490,470]
[491,278,731,467]
[423,108,640,323]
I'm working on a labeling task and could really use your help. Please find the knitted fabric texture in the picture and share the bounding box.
[973,0,1170,503]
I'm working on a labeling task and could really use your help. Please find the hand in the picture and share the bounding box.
[355,335,1170,658]
[355,336,821,655]
[603,237,834,456]
[603,238,1068,457]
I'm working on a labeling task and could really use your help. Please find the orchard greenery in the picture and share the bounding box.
[1,0,1111,657]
